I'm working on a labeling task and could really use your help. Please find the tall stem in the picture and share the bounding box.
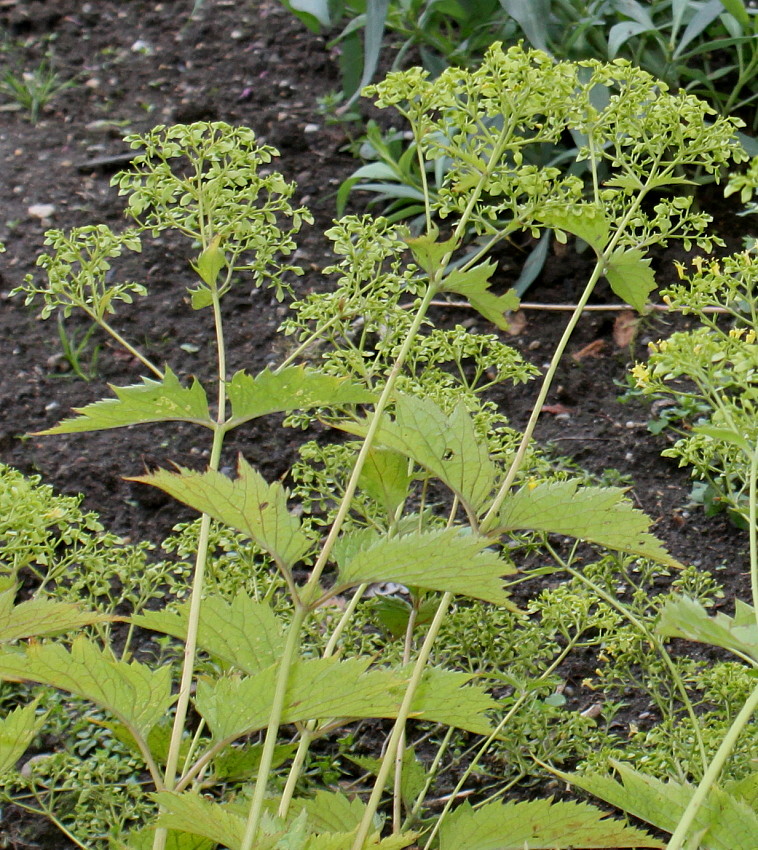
[302,284,437,599]
[278,583,370,820]
[749,447,758,620]
[481,258,605,530]
[244,288,437,847]
[351,592,454,850]
[241,604,308,850]
[666,682,758,850]
[151,287,228,850]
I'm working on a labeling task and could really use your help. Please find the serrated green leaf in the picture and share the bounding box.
[439,796,663,849]
[0,699,46,774]
[0,584,108,641]
[0,637,174,741]
[372,835,418,849]
[564,762,758,849]
[404,225,460,275]
[538,206,610,254]
[36,367,211,434]
[358,448,411,518]
[297,790,366,833]
[154,792,250,850]
[727,772,758,810]
[131,593,284,675]
[605,247,655,313]
[213,741,297,782]
[338,394,498,513]
[130,456,312,568]
[657,596,758,662]
[370,594,438,639]
[153,791,415,850]
[440,260,519,331]
[334,528,514,605]
[226,366,375,428]
[111,827,213,850]
[495,480,679,567]
[196,658,495,743]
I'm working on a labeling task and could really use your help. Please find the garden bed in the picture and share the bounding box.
[0,2,754,848]
[0,0,746,579]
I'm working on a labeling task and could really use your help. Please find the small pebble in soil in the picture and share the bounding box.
[28,203,56,220]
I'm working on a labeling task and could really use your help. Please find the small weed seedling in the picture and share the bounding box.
[0,54,74,122]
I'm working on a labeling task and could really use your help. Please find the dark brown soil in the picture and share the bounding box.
[0,1,752,847]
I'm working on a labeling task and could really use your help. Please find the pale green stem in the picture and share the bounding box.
[249,287,437,845]
[413,127,433,233]
[480,152,668,531]
[182,718,207,782]
[18,799,89,850]
[303,284,438,600]
[278,583,370,820]
[393,604,419,832]
[276,311,346,372]
[666,682,758,850]
[588,133,600,205]
[241,604,308,850]
[94,313,163,379]
[152,287,228,850]
[351,592,454,850]
[402,726,456,830]
[480,258,606,531]
[749,447,758,621]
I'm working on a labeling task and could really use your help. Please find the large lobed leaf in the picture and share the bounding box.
[657,596,758,662]
[334,527,514,605]
[338,393,498,514]
[225,365,375,428]
[131,456,313,568]
[36,367,211,434]
[537,206,610,255]
[0,700,46,775]
[565,762,758,850]
[154,789,417,849]
[0,583,109,642]
[195,658,495,743]
[131,593,284,675]
[495,480,680,567]
[0,637,174,741]
[439,796,663,849]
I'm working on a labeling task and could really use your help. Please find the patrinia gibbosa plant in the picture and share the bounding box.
[4,43,749,849]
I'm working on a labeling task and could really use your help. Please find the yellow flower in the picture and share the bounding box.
[631,363,650,388]
[729,327,745,339]
[673,260,686,279]
[747,330,756,344]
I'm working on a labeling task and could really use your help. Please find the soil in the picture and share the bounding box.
[0,1,753,847]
